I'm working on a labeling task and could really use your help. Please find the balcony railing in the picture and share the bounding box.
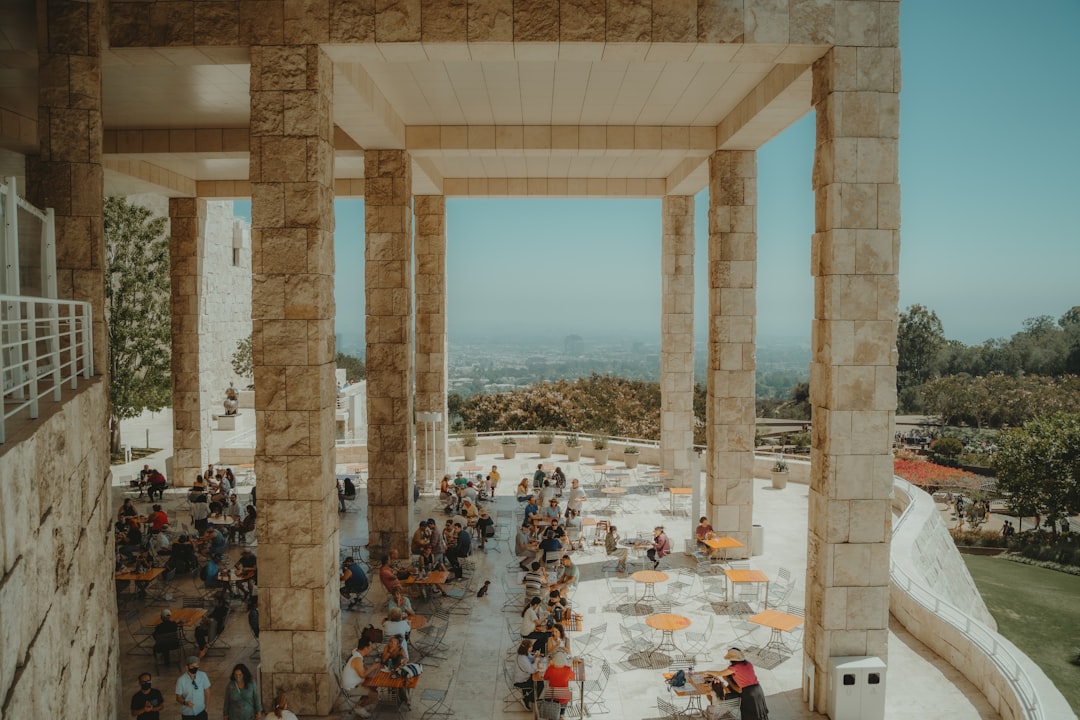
[1,294,94,443]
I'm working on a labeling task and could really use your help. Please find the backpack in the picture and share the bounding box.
[669,670,687,688]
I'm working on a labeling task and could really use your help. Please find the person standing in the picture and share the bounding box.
[488,465,501,497]
[175,657,211,720]
[130,672,164,719]
[716,648,769,719]
[222,663,262,720]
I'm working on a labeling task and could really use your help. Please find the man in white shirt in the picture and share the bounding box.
[174,657,211,720]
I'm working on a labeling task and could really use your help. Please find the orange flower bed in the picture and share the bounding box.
[893,457,981,490]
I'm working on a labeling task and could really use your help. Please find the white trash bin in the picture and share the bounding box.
[828,656,886,720]
[751,524,764,556]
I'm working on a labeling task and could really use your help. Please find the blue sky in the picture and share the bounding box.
[241,0,1080,348]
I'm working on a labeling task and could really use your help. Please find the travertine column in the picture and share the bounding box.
[804,39,901,709]
[706,151,757,557]
[169,197,209,486]
[365,150,414,555]
[660,195,695,487]
[25,0,107,374]
[414,195,448,492]
[249,44,339,716]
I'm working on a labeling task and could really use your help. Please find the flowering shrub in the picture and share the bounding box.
[893,457,981,491]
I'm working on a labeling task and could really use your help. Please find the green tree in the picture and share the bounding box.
[993,412,1080,536]
[232,335,252,384]
[335,352,366,383]
[105,197,172,453]
[896,304,945,404]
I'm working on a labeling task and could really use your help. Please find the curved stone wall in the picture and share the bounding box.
[890,479,1075,720]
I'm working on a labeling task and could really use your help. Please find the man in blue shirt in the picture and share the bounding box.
[340,557,370,609]
[523,496,540,520]
[174,657,211,719]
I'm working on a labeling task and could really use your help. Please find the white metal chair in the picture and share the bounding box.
[419,670,456,719]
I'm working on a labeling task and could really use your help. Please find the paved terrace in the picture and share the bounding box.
[112,412,997,719]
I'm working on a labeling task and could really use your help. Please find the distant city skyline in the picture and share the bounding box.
[237,0,1080,350]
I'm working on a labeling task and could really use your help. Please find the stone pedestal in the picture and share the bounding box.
[249,44,340,716]
[414,195,448,493]
[169,197,210,485]
[365,149,415,556]
[660,195,695,487]
[705,151,757,558]
[804,40,901,711]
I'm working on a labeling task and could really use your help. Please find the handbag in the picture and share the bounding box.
[393,662,423,679]
[361,624,384,643]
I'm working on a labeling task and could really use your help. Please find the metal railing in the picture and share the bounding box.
[1,294,94,443]
[891,477,1045,720]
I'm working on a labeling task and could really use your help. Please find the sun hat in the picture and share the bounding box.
[725,648,745,662]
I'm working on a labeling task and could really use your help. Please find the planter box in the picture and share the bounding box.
[463,445,477,461]
[770,470,788,489]
[593,448,609,465]
[502,445,517,460]
[624,453,639,469]
[538,443,553,459]
[566,447,581,462]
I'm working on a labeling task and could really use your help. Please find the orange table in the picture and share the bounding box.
[668,487,691,514]
[630,570,668,603]
[749,608,803,655]
[662,669,724,713]
[703,535,744,563]
[115,567,165,583]
[149,608,207,627]
[402,570,449,601]
[459,464,482,473]
[363,668,420,710]
[645,613,691,654]
[724,568,770,608]
[600,486,627,512]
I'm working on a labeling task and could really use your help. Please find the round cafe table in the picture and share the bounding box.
[600,486,627,512]
[645,613,691,654]
[630,570,668,603]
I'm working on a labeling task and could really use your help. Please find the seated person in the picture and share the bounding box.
[541,498,562,521]
[230,505,257,544]
[146,470,167,501]
[340,557,370,608]
[234,548,258,597]
[380,635,412,708]
[516,478,531,501]
[378,553,404,593]
[462,481,480,505]
[543,652,575,708]
[117,518,143,559]
[382,607,412,652]
[445,522,471,580]
[148,504,169,534]
[225,494,242,521]
[343,476,357,501]
[522,562,546,600]
[552,555,579,592]
[168,535,198,574]
[563,509,584,551]
[515,523,540,571]
[546,589,572,624]
[538,529,563,566]
[341,637,381,718]
[117,498,138,521]
[198,526,227,557]
[605,525,628,572]
[388,588,415,619]
[523,496,540,520]
[551,466,567,491]
[201,553,224,589]
[696,516,715,551]
[152,609,181,663]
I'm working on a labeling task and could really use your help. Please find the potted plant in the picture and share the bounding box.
[564,433,582,462]
[501,435,517,460]
[461,430,478,461]
[537,430,555,459]
[623,444,640,469]
[592,435,610,465]
[771,457,788,489]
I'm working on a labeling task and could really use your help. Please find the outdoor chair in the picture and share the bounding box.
[577,622,608,663]
[419,670,456,720]
[581,659,612,714]
[124,609,155,655]
[681,615,715,661]
[501,664,529,711]
[657,696,693,719]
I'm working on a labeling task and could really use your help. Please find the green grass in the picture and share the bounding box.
[962,554,1080,714]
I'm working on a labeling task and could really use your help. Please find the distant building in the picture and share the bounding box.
[564,334,585,356]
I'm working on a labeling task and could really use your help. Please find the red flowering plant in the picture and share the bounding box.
[893,457,982,493]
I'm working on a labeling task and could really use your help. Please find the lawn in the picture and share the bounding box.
[962,555,1080,714]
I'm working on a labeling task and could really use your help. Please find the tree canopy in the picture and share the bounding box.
[993,412,1080,535]
[105,197,172,449]
[897,304,945,394]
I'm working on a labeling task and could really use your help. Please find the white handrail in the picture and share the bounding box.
[0,294,93,443]
[891,477,1047,719]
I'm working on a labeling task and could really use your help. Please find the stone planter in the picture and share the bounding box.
[538,443,553,459]
[463,445,477,461]
[566,446,582,462]
[624,453,639,469]
[502,444,517,460]
[770,470,788,489]
[593,448,609,465]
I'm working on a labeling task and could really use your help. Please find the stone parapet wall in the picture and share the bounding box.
[890,479,1076,720]
[0,380,118,719]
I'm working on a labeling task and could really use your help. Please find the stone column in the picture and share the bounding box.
[169,197,209,485]
[705,151,757,557]
[414,195,448,492]
[660,195,695,487]
[365,149,414,555]
[804,40,901,709]
[249,44,339,716]
[25,0,107,374]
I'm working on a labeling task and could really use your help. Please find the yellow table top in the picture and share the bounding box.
[703,536,744,549]
[749,609,803,632]
[631,570,669,584]
[646,613,691,631]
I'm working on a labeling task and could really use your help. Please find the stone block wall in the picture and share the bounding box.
[0,380,117,719]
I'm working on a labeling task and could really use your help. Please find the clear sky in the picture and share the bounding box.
[240,0,1080,348]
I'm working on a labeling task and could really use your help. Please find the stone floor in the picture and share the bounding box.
[113,422,1000,719]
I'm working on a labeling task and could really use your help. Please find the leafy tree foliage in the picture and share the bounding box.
[993,412,1080,536]
[335,352,366,383]
[897,304,945,401]
[928,436,964,467]
[232,335,253,383]
[922,374,1080,428]
[105,197,171,451]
